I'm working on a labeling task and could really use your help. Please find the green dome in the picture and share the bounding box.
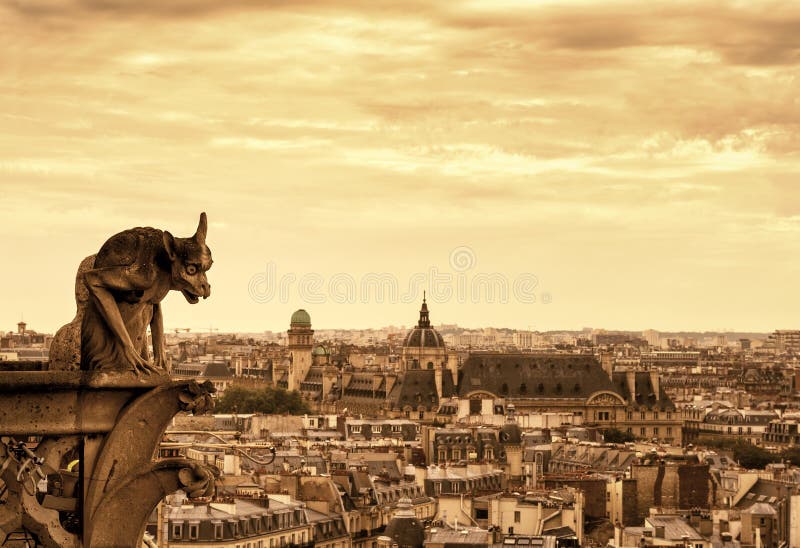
[312,345,329,356]
[290,309,311,326]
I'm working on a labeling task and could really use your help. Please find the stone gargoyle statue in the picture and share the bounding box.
[78,212,213,375]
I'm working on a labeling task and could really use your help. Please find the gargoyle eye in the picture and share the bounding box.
[186,264,198,275]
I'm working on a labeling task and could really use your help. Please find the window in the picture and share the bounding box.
[599,411,610,421]
[666,412,672,420]
[666,427,672,436]
[514,511,521,523]
[215,524,223,539]
[372,425,382,433]
[351,425,361,433]
[172,524,182,539]
[653,427,659,436]
[484,448,494,461]
[438,450,447,462]
[470,399,482,415]
[640,412,646,420]
[627,412,633,420]
[640,427,646,436]
[653,412,659,420]
[188,524,198,539]
[392,424,402,433]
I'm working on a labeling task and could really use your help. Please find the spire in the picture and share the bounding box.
[418,292,430,328]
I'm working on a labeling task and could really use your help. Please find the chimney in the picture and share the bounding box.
[626,370,637,404]
[434,367,443,399]
[649,369,660,401]
[601,353,614,379]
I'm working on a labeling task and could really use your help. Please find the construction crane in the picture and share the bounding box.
[192,326,219,335]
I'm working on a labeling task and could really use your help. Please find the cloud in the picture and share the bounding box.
[2,0,800,332]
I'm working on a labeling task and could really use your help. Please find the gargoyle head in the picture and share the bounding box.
[163,212,213,304]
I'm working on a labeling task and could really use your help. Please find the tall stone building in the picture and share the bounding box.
[273,309,316,391]
[286,309,313,391]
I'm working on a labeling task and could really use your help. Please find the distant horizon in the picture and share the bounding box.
[5,311,782,339]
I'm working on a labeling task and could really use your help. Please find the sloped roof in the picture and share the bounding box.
[645,516,704,541]
[388,369,455,409]
[457,353,617,399]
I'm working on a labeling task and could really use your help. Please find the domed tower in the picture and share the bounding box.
[401,293,447,372]
[382,497,424,548]
[287,309,313,391]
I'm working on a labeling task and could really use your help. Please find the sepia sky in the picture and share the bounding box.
[2,0,800,334]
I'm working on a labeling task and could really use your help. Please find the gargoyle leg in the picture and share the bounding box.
[150,303,167,372]
[84,267,153,372]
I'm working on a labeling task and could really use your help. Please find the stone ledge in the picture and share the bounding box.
[0,370,171,391]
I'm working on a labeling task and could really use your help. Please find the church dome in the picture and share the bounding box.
[290,309,311,327]
[404,327,445,348]
[312,345,329,356]
[403,294,445,349]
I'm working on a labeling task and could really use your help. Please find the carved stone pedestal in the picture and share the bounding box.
[0,371,217,547]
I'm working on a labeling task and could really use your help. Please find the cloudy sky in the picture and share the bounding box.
[2,0,800,334]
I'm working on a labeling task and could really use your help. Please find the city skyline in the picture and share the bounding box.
[3,1,800,333]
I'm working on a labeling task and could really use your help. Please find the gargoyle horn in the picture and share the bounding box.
[194,212,208,244]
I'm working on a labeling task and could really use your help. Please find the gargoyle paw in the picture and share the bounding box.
[125,349,157,376]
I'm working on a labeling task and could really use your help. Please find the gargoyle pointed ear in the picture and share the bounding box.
[194,212,207,244]
[163,231,178,261]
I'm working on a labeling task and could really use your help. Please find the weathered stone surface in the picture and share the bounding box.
[48,255,96,371]
[85,458,219,548]
[80,212,212,376]
[1,213,219,546]
[0,373,216,547]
